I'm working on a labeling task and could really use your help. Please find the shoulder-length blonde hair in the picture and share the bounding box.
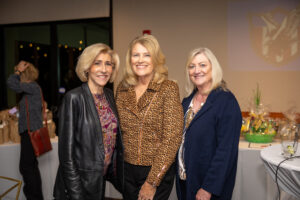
[76,43,120,82]
[122,35,168,87]
[185,47,225,96]
[20,62,39,82]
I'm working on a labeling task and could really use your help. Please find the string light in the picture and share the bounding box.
[29,43,33,47]
[44,53,47,57]
[64,44,68,49]
[36,46,40,51]
[79,40,83,44]
[79,47,82,51]
[20,45,23,49]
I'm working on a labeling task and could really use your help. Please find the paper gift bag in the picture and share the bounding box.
[2,121,10,143]
[0,123,4,144]
[9,119,20,143]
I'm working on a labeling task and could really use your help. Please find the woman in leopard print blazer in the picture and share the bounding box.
[116,35,183,200]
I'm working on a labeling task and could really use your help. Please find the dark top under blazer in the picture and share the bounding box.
[176,87,242,200]
[53,83,124,200]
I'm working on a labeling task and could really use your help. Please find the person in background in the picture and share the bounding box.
[176,47,242,200]
[7,61,44,200]
[53,43,123,200]
[116,34,183,200]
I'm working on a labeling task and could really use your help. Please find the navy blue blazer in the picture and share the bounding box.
[176,87,242,200]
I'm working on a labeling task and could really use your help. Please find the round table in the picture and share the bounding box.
[260,144,300,199]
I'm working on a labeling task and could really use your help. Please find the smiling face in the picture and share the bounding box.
[188,53,212,90]
[87,53,113,93]
[131,43,154,80]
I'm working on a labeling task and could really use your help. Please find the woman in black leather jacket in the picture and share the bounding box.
[53,43,124,200]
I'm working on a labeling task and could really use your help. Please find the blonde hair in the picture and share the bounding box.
[20,62,39,82]
[185,47,225,96]
[122,35,168,87]
[76,43,120,82]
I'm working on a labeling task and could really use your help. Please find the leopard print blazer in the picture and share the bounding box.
[116,79,184,186]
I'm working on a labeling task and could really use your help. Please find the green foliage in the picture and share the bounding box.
[254,83,261,109]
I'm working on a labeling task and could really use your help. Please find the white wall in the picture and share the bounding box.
[113,0,300,113]
[1,0,299,112]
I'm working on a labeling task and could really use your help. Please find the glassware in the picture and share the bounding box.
[279,123,299,158]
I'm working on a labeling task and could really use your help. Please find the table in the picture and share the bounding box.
[232,140,279,200]
[0,138,125,200]
[0,138,59,200]
[261,144,300,199]
[0,139,296,200]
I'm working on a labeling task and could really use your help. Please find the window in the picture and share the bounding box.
[1,18,112,110]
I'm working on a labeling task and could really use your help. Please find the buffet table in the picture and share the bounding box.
[0,138,297,200]
[261,144,300,199]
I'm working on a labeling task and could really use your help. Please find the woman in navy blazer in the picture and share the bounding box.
[176,48,242,200]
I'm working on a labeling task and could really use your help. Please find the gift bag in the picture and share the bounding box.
[9,119,20,143]
[2,121,10,143]
[0,122,4,144]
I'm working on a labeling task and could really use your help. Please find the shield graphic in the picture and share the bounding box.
[249,6,300,67]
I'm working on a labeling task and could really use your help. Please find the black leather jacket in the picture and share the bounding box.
[53,83,124,200]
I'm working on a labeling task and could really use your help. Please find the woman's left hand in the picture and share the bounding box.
[195,188,211,200]
[138,181,156,200]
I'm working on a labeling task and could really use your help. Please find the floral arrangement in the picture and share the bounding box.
[241,84,278,143]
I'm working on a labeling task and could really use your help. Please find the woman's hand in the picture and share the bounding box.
[138,181,157,200]
[195,188,211,200]
[15,60,29,74]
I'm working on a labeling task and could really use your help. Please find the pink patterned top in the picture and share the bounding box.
[93,93,117,175]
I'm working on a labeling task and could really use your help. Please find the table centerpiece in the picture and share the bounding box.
[241,85,277,143]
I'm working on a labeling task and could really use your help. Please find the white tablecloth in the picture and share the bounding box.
[0,139,297,200]
[261,144,300,199]
[0,138,59,200]
[0,138,126,200]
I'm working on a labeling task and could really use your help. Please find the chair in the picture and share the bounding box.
[0,176,22,200]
